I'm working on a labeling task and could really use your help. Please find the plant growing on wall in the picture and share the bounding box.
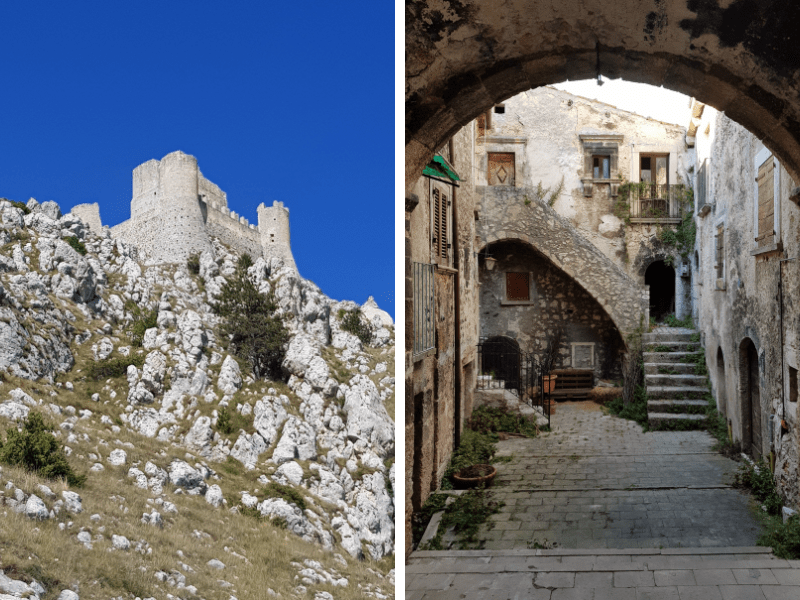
[526,177,565,207]
[658,186,695,266]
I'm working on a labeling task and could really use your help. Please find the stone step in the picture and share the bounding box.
[643,341,700,352]
[644,362,697,375]
[642,331,698,343]
[648,412,707,428]
[646,385,708,399]
[647,399,708,413]
[645,373,709,387]
[642,351,700,364]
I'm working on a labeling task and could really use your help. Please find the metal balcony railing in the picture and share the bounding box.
[628,183,686,220]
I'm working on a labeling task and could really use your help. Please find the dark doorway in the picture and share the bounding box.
[645,260,675,321]
[480,336,520,391]
[741,339,762,459]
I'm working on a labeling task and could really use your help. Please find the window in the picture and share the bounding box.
[494,104,505,114]
[412,262,435,357]
[639,154,669,185]
[715,225,725,283]
[488,152,515,186]
[505,272,530,301]
[789,366,798,404]
[754,147,780,250]
[430,182,451,266]
[593,156,610,179]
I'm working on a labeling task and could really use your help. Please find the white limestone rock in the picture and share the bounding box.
[184,416,214,457]
[217,355,242,394]
[107,449,127,466]
[361,296,393,328]
[230,431,267,470]
[271,416,317,465]
[168,460,208,495]
[342,375,394,452]
[112,534,131,550]
[252,395,289,446]
[61,490,83,514]
[274,461,304,486]
[25,494,49,520]
[205,484,224,507]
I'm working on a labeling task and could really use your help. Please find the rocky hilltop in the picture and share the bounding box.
[0,198,395,600]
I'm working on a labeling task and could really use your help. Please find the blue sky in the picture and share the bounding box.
[0,1,394,317]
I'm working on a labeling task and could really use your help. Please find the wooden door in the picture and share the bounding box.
[748,342,762,459]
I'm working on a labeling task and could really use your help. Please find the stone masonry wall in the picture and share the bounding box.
[694,107,800,508]
[70,203,102,234]
[478,185,645,337]
[480,240,623,380]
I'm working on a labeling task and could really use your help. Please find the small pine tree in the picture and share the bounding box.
[213,262,288,379]
[0,411,85,486]
[341,308,372,346]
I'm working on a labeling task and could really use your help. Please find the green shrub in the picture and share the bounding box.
[124,300,159,348]
[0,411,85,486]
[412,493,447,547]
[237,253,254,270]
[468,405,539,437]
[606,383,649,430]
[216,407,234,435]
[9,200,31,215]
[759,514,800,559]
[263,482,306,510]
[64,236,87,256]
[187,253,200,275]
[340,308,372,346]
[734,457,783,516]
[664,313,693,328]
[443,429,497,486]
[86,355,146,380]
[213,267,288,380]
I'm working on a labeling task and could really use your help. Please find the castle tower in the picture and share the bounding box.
[258,201,297,272]
[130,151,213,264]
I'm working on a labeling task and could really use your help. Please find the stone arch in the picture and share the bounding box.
[739,337,762,459]
[406,0,800,190]
[478,232,633,346]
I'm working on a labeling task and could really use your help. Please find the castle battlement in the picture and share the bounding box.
[73,151,297,272]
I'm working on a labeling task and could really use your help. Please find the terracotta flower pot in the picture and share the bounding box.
[543,374,558,394]
[452,464,497,489]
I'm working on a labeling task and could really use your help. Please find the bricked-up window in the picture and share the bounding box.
[756,153,776,248]
[488,152,515,186]
[715,225,724,281]
[506,272,530,301]
[431,182,451,266]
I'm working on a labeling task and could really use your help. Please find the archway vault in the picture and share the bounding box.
[477,191,643,341]
[406,0,800,190]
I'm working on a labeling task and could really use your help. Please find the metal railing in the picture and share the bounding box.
[412,262,435,356]
[476,338,550,424]
[628,184,686,220]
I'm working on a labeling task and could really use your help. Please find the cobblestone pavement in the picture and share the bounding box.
[480,401,762,550]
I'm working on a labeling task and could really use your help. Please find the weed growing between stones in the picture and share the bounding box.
[663,313,693,328]
[758,514,800,559]
[125,299,158,347]
[734,457,783,516]
[64,235,87,256]
[262,482,307,511]
[436,489,503,549]
[412,493,447,548]
[0,411,86,487]
[606,383,649,430]
[186,252,200,275]
[85,354,146,380]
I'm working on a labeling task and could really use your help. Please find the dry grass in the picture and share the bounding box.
[586,386,624,405]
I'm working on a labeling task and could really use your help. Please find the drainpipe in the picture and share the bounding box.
[452,158,463,451]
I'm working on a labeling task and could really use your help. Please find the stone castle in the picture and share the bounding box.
[71,150,297,270]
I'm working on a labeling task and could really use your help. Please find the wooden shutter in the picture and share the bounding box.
[506,272,530,301]
[439,190,449,262]
[757,158,775,247]
[432,187,441,258]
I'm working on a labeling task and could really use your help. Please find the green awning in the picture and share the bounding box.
[423,155,461,183]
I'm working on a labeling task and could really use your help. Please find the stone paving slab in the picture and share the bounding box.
[406,401,797,597]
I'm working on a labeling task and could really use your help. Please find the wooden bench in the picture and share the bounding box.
[548,369,594,401]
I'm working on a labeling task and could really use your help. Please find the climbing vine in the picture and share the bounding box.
[657,186,695,266]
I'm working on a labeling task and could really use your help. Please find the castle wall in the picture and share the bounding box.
[258,201,297,270]
[205,201,263,259]
[70,203,103,233]
[199,171,227,208]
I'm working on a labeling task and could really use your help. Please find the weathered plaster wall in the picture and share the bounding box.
[479,240,623,380]
[476,87,691,294]
[694,108,800,507]
[477,185,645,337]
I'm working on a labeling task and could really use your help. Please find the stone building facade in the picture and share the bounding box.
[691,102,800,504]
[405,126,480,556]
[70,151,297,270]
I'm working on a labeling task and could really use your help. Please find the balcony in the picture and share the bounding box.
[627,183,687,223]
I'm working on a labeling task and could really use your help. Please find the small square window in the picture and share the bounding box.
[506,272,530,301]
[494,105,505,114]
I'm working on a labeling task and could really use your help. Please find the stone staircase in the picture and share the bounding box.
[643,327,709,428]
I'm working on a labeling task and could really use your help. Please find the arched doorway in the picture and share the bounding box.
[480,335,520,391]
[645,261,675,321]
[740,338,762,459]
[716,347,727,417]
